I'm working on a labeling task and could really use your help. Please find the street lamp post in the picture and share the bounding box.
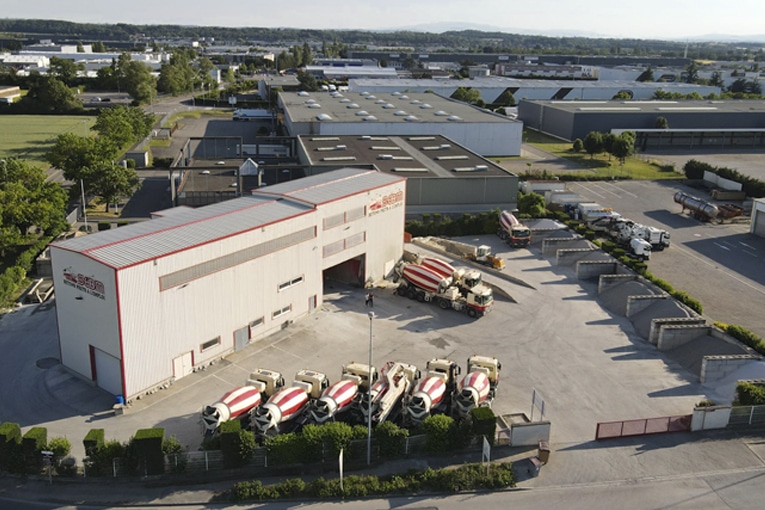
[367,311,375,465]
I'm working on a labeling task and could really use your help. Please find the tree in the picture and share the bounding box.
[655,116,669,129]
[684,61,700,84]
[0,159,68,256]
[582,131,603,159]
[16,75,82,113]
[223,67,236,84]
[48,57,84,86]
[93,106,154,148]
[572,138,583,152]
[92,41,107,53]
[495,89,516,106]
[296,70,319,92]
[636,67,654,82]
[90,161,140,212]
[47,134,118,192]
[610,133,635,165]
[119,59,156,104]
[300,42,313,67]
[451,86,482,104]
[710,71,724,88]
[612,91,632,100]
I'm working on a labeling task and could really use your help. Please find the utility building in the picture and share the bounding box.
[50,169,405,401]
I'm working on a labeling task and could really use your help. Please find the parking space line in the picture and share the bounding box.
[672,244,765,296]
[714,242,731,251]
[569,182,606,199]
[740,242,756,250]
[744,251,758,257]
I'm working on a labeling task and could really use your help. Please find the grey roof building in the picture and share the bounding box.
[518,100,765,144]
[278,90,522,157]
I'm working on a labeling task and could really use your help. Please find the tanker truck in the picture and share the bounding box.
[309,363,378,424]
[201,368,285,435]
[395,261,493,318]
[453,355,502,418]
[497,210,531,248]
[251,369,329,438]
[674,191,719,222]
[404,358,461,425]
[355,361,420,426]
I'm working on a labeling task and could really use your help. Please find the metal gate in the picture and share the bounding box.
[596,414,692,440]
[728,405,765,427]
[93,347,123,396]
[234,325,249,351]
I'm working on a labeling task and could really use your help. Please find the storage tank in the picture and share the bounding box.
[674,192,719,220]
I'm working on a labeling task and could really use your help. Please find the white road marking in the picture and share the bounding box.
[740,242,756,250]
[588,182,622,198]
[672,244,765,296]
[714,242,731,251]
[569,182,606,199]
[603,182,639,198]
[744,251,758,257]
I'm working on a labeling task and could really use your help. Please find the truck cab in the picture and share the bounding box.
[341,362,378,391]
[293,369,330,399]
[247,368,285,397]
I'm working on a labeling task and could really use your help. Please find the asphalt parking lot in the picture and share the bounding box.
[0,229,716,468]
[564,179,765,340]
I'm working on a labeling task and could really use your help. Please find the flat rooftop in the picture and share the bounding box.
[522,99,765,114]
[299,134,513,178]
[280,90,516,125]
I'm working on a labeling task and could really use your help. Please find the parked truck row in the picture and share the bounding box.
[201,355,502,440]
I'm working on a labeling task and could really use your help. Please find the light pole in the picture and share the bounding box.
[367,310,375,465]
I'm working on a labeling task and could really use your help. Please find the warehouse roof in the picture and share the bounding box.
[280,90,514,125]
[521,99,765,114]
[298,134,511,178]
[53,169,403,269]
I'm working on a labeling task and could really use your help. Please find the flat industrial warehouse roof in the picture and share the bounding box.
[299,134,512,178]
[280,90,514,125]
[524,99,765,114]
[351,76,715,91]
[53,169,402,269]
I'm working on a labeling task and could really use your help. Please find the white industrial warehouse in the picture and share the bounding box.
[279,90,522,157]
[50,169,406,401]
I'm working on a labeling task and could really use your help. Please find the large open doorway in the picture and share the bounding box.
[323,254,366,290]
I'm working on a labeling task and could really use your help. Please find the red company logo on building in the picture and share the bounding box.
[62,267,106,300]
[369,190,404,216]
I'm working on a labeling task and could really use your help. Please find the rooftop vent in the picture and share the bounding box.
[297,91,310,97]
[375,99,386,104]
[391,167,428,173]
[383,103,396,109]
[362,116,378,121]
[360,91,370,96]
[322,156,357,161]
[435,155,469,161]
[347,103,360,109]
[305,99,316,104]
[408,136,436,141]
[447,115,463,121]
[316,113,332,121]
[419,104,433,109]
[435,110,449,116]
[307,103,321,108]
[365,95,376,99]
[355,110,369,116]
[340,98,351,103]
[404,115,419,122]
[394,111,408,116]
[392,92,401,96]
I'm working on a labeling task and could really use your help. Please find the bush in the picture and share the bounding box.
[163,435,187,473]
[572,138,583,152]
[373,421,408,459]
[84,439,126,477]
[470,407,496,446]
[265,432,304,466]
[584,230,596,241]
[22,427,47,474]
[735,381,765,406]
[422,415,455,454]
[83,428,105,457]
[725,324,765,354]
[0,422,22,472]
[97,221,111,231]
[132,428,165,476]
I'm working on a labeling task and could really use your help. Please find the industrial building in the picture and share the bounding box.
[296,134,519,215]
[50,169,406,401]
[518,100,765,144]
[348,77,718,104]
[278,90,522,157]
[752,199,765,238]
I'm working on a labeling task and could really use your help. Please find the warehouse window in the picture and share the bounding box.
[323,213,345,230]
[249,317,264,328]
[272,305,292,319]
[345,232,365,249]
[322,206,366,230]
[200,336,221,353]
[278,275,304,291]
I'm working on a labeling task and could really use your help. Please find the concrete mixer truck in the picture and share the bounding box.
[395,259,493,318]
[308,363,378,424]
[453,355,502,418]
[404,358,461,425]
[497,210,531,248]
[251,369,329,438]
[201,368,285,435]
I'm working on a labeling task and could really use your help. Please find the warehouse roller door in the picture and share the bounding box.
[92,346,123,396]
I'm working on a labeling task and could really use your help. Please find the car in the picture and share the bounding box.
[90,97,102,103]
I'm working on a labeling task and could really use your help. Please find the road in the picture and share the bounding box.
[564,179,765,340]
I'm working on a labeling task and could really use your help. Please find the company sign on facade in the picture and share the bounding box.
[368,190,404,217]
[62,267,106,300]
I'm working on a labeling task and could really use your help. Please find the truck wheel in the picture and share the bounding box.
[416,292,426,302]
[467,308,477,318]
[397,286,407,297]
[438,298,449,310]
[406,288,417,300]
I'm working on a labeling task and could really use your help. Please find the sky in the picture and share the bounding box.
[4,0,765,42]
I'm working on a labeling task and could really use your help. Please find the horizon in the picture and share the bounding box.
[2,0,765,43]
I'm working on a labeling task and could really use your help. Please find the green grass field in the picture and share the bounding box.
[0,115,95,168]
[523,129,685,180]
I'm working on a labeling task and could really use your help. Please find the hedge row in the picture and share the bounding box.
[0,235,55,307]
[714,322,765,356]
[231,462,515,502]
[0,424,73,475]
[683,159,765,197]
